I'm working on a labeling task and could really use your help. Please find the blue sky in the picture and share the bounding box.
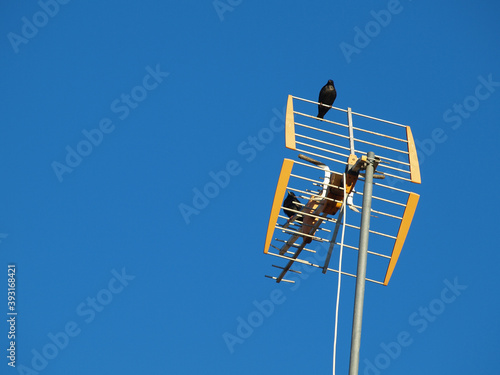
[1,1,500,374]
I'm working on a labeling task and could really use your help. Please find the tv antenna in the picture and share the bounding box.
[263,95,421,374]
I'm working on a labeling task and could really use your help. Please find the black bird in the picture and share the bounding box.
[317,80,337,119]
[283,191,303,222]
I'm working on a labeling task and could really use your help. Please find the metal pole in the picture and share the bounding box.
[348,151,375,375]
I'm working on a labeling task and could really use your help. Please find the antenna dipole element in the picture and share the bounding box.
[348,151,375,375]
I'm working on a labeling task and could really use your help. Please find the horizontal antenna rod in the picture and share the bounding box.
[353,126,408,143]
[295,122,352,144]
[350,110,407,128]
[296,141,350,160]
[296,134,355,156]
[265,275,295,283]
[354,138,409,154]
[294,147,348,166]
[267,252,384,285]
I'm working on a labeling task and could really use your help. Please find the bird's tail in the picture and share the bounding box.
[317,112,324,119]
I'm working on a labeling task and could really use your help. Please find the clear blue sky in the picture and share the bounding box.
[1,1,499,374]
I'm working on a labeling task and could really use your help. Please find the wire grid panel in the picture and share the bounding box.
[286,95,420,185]
[263,157,417,285]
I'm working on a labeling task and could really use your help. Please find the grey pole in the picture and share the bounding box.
[348,151,375,375]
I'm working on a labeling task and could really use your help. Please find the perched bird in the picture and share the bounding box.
[283,191,303,222]
[317,80,337,119]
